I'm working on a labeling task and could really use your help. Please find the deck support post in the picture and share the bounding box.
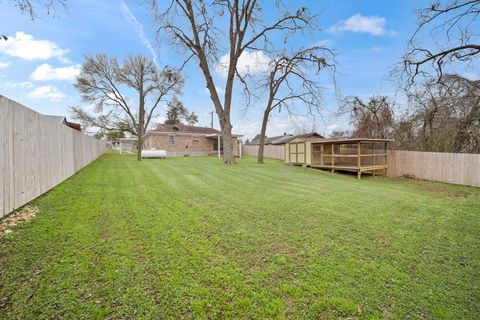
[331,144,335,167]
[357,142,361,169]
[385,142,388,176]
[217,135,221,158]
[357,171,362,180]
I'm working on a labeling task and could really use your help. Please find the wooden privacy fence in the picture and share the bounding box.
[0,96,106,217]
[242,144,285,160]
[387,150,480,187]
[244,143,479,186]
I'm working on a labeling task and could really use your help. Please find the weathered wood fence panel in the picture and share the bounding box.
[0,95,106,217]
[242,144,479,186]
[242,145,285,160]
[388,150,480,187]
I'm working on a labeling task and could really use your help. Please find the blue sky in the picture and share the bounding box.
[0,0,422,139]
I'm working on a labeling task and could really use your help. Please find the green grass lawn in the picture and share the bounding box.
[1,153,479,319]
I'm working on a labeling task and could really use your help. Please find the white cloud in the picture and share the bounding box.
[5,81,33,88]
[30,63,81,81]
[0,31,68,61]
[329,13,394,36]
[0,61,10,68]
[28,85,65,101]
[204,86,225,96]
[120,0,158,66]
[216,51,271,77]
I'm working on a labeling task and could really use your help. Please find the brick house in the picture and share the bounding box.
[143,123,242,157]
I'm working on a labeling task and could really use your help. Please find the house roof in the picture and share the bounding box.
[150,123,221,135]
[271,132,324,144]
[45,115,81,131]
[66,121,81,131]
[249,134,293,145]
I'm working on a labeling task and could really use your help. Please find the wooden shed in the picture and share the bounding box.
[285,138,308,165]
[285,138,393,179]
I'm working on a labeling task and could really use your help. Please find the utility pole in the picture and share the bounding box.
[209,111,214,128]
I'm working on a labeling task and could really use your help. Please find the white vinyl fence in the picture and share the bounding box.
[242,144,285,160]
[0,95,106,217]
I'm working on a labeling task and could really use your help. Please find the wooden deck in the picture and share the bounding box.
[310,164,388,179]
[309,139,393,179]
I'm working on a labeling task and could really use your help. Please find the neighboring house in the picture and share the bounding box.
[248,132,324,145]
[271,132,324,144]
[110,138,138,151]
[45,115,82,131]
[143,123,242,157]
[248,133,293,145]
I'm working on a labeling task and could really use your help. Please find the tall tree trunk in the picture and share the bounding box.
[220,119,234,164]
[137,65,145,161]
[197,52,236,164]
[257,107,271,164]
[137,99,145,161]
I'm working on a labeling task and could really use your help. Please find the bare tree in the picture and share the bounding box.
[329,129,350,139]
[340,96,396,139]
[71,53,183,161]
[405,74,480,152]
[256,46,335,163]
[151,0,317,164]
[2,0,67,39]
[400,0,480,87]
[10,0,66,19]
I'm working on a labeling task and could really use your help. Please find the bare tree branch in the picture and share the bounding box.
[256,46,336,163]
[398,0,480,88]
[72,53,183,161]
[151,0,318,164]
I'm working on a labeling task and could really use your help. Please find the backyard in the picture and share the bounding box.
[0,153,479,319]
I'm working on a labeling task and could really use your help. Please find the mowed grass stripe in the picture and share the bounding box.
[0,153,479,319]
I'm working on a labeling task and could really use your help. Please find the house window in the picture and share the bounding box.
[168,135,176,146]
[213,139,223,151]
[192,136,199,143]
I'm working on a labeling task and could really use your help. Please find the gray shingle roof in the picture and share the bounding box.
[151,123,221,134]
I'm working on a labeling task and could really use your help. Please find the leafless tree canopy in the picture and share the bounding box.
[256,46,336,163]
[2,0,67,40]
[71,53,183,160]
[402,74,480,152]
[340,76,480,153]
[10,0,66,19]
[150,0,317,163]
[399,0,480,87]
[339,96,396,139]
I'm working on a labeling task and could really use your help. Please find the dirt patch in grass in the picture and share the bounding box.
[0,206,38,236]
